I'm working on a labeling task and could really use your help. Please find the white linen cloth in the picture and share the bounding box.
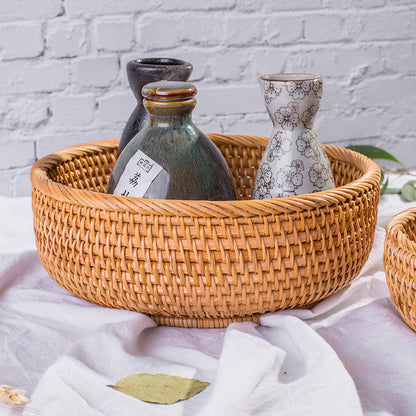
[0,173,415,416]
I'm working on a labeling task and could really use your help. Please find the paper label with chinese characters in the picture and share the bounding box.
[113,150,165,197]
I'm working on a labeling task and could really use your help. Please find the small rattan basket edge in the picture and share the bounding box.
[384,207,416,332]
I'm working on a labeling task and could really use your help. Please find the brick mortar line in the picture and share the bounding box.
[2,5,414,24]
[130,5,416,16]
[48,40,413,59]
[21,5,412,22]
[130,5,416,18]
[141,39,416,54]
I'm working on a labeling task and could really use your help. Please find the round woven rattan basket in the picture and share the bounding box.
[31,134,380,328]
[384,208,416,332]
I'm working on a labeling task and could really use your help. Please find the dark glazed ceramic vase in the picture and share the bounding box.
[118,57,193,155]
[107,81,236,201]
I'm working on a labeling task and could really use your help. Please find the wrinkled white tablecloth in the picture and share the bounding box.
[1,173,416,416]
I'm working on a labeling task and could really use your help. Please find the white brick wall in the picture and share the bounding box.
[0,22,43,60]
[47,21,87,58]
[0,0,415,196]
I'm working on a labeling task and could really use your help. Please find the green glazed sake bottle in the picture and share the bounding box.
[107,81,236,201]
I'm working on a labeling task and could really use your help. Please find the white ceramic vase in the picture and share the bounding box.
[253,74,335,199]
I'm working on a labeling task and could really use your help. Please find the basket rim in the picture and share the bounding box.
[30,134,381,218]
[385,207,416,255]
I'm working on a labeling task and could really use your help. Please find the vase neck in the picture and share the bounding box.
[259,77,322,132]
[144,99,195,127]
[127,58,193,101]
[142,80,196,128]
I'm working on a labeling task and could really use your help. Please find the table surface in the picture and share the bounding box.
[1,173,416,416]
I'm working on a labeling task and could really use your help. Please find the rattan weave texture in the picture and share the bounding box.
[384,208,416,332]
[31,134,380,328]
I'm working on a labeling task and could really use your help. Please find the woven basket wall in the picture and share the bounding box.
[384,208,416,332]
[31,134,380,328]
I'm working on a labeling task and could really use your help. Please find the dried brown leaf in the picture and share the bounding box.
[108,373,210,404]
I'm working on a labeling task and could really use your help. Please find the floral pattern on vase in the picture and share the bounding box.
[311,79,323,98]
[253,74,335,199]
[296,131,320,160]
[275,160,304,197]
[274,102,300,131]
[267,131,292,161]
[254,162,275,199]
[308,162,331,189]
[262,80,282,104]
[286,80,312,100]
[301,104,319,129]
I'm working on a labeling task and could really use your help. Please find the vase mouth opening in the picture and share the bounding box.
[132,58,192,68]
[260,73,321,82]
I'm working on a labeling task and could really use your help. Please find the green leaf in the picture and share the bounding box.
[380,177,389,195]
[346,145,403,165]
[107,374,210,404]
[401,181,416,202]
[383,188,401,194]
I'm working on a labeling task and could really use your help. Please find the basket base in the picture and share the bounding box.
[151,300,320,328]
[152,314,261,328]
